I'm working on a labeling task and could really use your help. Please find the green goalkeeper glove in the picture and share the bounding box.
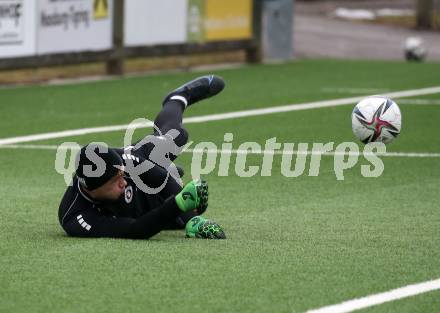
[185,216,226,239]
[175,179,208,213]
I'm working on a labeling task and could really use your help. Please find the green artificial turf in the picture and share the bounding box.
[0,60,439,313]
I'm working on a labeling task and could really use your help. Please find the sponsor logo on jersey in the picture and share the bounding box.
[122,154,140,163]
[124,185,133,204]
[77,214,92,231]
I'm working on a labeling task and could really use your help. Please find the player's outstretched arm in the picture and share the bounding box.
[61,195,182,239]
[62,180,210,239]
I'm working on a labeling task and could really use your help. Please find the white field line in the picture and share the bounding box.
[321,87,389,94]
[397,99,440,105]
[0,144,80,150]
[1,85,440,146]
[322,87,440,104]
[0,121,154,146]
[306,278,440,313]
[2,144,440,158]
[183,148,440,158]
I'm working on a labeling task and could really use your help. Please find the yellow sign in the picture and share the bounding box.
[204,0,252,41]
[94,0,109,19]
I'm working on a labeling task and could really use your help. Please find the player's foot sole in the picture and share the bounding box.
[163,75,225,107]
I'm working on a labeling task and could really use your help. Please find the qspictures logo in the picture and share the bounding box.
[55,118,387,194]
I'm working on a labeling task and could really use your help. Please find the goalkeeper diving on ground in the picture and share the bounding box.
[58,75,226,239]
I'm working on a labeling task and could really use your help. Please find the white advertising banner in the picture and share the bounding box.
[124,0,187,46]
[0,0,36,58]
[37,0,113,54]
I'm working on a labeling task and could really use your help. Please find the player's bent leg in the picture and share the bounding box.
[153,99,188,149]
[154,74,225,154]
[133,100,188,162]
[154,74,225,157]
[133,75,224,162]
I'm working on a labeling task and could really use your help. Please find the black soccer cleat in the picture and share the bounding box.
[163,75,225,107]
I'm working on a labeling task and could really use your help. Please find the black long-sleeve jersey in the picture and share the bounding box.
[58,148,194,239]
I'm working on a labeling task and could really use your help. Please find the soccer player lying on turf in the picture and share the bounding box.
[58,75,226,239]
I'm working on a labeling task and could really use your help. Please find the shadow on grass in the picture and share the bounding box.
[44,229,186,243]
